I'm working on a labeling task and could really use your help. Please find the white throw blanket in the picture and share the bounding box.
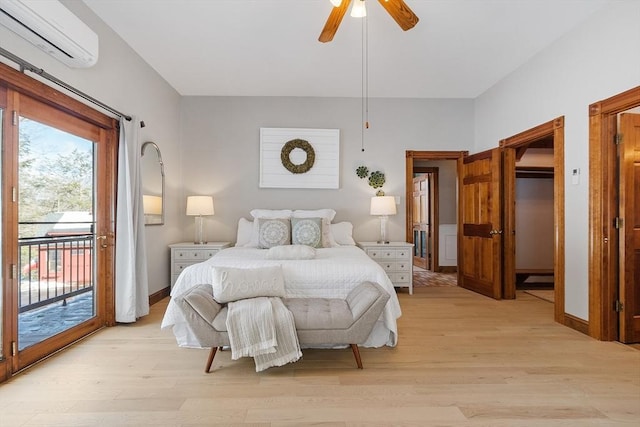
[226,296,302,372]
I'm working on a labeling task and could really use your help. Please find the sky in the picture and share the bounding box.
[19,117,94,162]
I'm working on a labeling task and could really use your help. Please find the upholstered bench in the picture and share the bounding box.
[173,281,390,372]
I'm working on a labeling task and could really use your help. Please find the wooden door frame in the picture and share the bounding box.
[588,86,640,341]
[499,117,566,325]
[406,151,468,275]
[0,61,117,381]
[412,168,439,270]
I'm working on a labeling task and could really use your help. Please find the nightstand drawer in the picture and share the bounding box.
[388,272,411,284]
[378,261,410,273]
[395,249,411,259]
[173,249,218,261]
[174,261,197,274]
[366,248,396,259]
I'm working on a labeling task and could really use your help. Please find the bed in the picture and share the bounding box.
[161,245,402,348]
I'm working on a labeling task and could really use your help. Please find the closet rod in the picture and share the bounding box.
[0,46,133,122]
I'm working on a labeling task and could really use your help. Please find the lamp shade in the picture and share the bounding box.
[370,196,397,216]
[143,195,162,215]
[186,196,214,216]
[350,0,366,17]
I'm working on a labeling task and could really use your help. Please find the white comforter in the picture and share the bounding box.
[161,246,402,347]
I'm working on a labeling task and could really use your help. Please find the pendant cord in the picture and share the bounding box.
[361,10,369,152]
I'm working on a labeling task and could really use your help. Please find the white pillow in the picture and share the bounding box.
[292,209,336,221]
[235,218,253,247]
[245,209,294,247]
[266,244,316,260]
[331,222,356,245]
[250,209,293,219]
[211,266,286,303]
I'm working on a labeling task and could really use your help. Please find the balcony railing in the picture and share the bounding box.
[19,234,94,313]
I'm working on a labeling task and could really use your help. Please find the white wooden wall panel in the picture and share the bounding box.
[260,127,340,189]
[439,224,458,266]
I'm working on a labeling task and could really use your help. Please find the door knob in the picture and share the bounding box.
[489,229,503,236]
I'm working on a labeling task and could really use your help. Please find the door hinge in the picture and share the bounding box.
[12,187,16,203]
[12,341,17,357]
[614,300,624,312]
[614,217,624,229]
[615,133,623,144]
[10,264,17,280]
[12,110,17,126]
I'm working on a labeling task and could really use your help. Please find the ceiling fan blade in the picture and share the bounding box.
[319,0,351,43]
[377,0,419,31]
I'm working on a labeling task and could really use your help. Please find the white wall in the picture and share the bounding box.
[179,97,474,244]
[474,1,640,320]
[515,178,554,270]
[0,1,183,293]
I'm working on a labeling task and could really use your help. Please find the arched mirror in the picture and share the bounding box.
[141,141,165,225]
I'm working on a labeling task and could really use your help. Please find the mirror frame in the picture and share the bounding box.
[141,141,165,226]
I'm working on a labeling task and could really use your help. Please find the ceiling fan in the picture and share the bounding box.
[319,0,419,43]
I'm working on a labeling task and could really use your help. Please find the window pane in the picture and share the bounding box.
[18,117,96,350]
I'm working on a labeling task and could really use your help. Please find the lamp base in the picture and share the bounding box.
[193,215,207,244]
[377,215,390,245]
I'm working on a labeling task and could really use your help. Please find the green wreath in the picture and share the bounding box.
[281,139,315,174]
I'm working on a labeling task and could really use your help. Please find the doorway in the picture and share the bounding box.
[0,62,117,378]
[411,169,437,270]
[588,86,640,343]
[500,117,565,324]
[406,151,467,275]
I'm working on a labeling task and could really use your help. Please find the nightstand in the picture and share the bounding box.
[169,242,231,288]
[357,241,414,295]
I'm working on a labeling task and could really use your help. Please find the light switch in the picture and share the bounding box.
[572,168,580,185]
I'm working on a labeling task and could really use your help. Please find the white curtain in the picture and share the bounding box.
[115,117,149,322]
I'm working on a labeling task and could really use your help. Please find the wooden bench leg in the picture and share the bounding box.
[350,344,363,369]
[205,347,219,373]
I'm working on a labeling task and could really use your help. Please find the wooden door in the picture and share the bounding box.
[5,91,115,372]
[619,113,640,343]
[412,175,429,269]
[459,148,502,299]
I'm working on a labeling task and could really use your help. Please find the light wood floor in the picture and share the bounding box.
[1,286,639,426]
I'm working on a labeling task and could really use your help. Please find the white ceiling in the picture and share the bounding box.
[82,0,612,98]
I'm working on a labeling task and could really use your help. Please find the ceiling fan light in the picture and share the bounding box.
[329,0,342,7]
[350,0,366,18]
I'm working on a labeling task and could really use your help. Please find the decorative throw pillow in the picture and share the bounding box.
[266,244,316,260]
[244,209,293,247]
[291,217,322,248]
[211,266,286,303]
[292,209,337,247]
[257,218,290,248]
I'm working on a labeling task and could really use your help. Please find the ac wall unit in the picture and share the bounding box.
[0,0,98,68]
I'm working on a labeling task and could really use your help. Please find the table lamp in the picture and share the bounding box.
[186,196,214,244]
[370,196,396,244]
